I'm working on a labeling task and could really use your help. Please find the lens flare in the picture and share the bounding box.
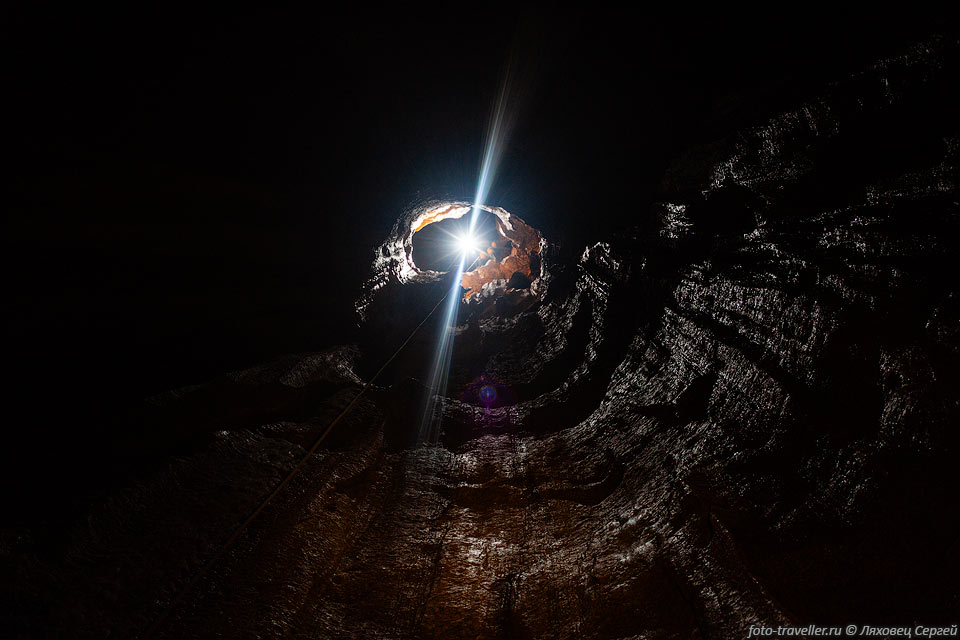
[460,376,516,412]
[479,385,497,406]
[455,233,479,257]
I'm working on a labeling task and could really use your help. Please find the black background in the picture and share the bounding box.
[2,7,947,515]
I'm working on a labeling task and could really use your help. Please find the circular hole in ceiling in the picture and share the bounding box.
[411,209,500,273]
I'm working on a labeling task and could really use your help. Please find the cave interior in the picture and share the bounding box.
[2,9,959,639]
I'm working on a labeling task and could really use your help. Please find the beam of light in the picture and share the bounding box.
[470,56,520,235]
[468,20,543,233]
[417,253,467,444]
[419,26,541,444]
[417,239,489,444]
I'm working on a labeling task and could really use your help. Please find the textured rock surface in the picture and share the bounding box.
[3,37,959,639]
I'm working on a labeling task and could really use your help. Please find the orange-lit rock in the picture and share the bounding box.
[411,204,472,233]
[460,215,542,295]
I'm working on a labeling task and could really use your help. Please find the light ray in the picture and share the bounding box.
[419,31,537,443]
[416,254,466,444]
[470,58,516,234]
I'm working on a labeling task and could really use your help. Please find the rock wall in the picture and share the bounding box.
[3,36,959,639]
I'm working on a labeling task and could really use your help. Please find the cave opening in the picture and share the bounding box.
[411,209,500,273]
[408,202,545,297]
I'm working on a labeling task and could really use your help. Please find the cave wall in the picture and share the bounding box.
[3,36,959,639]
